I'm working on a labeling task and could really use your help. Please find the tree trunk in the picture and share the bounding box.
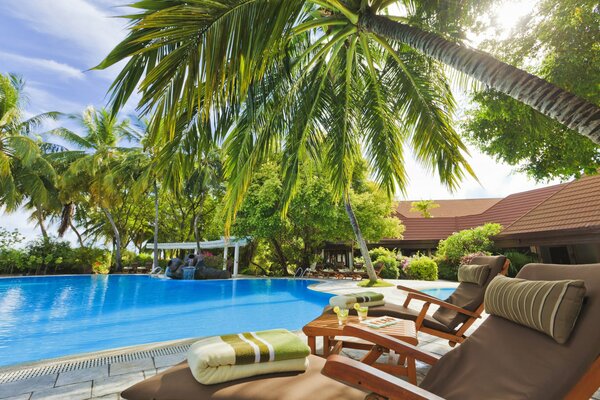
[70,222,85,248]
[270,238,289,276]
[344,196,377,283]
[193,193,206,253]
[103,208,122,272]
[35,207,48,239]
[359,12,600,143]
[153,180,160,270]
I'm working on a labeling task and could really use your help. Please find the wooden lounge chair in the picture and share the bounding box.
[120,263,599,400]
[368,255,509,346]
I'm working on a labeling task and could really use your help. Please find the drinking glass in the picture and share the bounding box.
[337,308,349,325]
[357,306,368,321]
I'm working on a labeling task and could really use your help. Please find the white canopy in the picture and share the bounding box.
[145,237,250,276]
[145,237,250,250]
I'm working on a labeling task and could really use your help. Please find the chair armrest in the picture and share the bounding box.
[397,285,439,299]
[322,354,444,400]
[342,324,440,365]
[405,293,480,318]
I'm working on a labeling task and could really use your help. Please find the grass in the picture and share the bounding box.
[357,279,394,287]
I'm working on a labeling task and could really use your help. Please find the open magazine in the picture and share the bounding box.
[361,316,399,329]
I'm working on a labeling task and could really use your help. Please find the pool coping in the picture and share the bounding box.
[0,276,455,381]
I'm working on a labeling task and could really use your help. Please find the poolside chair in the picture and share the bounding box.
[120,263,599,400]
[368,255,509,346]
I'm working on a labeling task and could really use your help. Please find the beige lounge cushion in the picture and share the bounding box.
[121,356,366,400]
[457,264,490,286]
[484,275,586,344]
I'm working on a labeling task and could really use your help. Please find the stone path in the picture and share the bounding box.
[0,278,598,399]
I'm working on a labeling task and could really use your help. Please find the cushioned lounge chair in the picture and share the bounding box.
[367,255,509,346]
[121,263,599,400]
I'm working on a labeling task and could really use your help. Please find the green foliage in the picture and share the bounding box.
[464,0,600,181]
[367,247,400,279]
[233,161,403,274]
[368,247,397,261]
[409,200,440,218]
[504,250,538,277]
[0,228,24,249]
[357,279,395,288]
[405,255,438,281]
[435,223,503,280]
[376,255,400,280]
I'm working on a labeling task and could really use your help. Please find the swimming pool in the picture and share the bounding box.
[0,275,332,367]
[421,287,456,299]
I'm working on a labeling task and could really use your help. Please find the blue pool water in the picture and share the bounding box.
[421,287,456,299]
[0,276,332,367]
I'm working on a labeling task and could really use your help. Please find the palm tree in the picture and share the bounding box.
[0,73,58,215]
[51,107,136,271]
[98,2,480,283]
[97,1,600,143]
[410,200,440,218]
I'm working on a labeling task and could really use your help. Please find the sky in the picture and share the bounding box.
[0,0,562,243]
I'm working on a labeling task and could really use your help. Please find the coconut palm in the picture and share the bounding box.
[410,200,440,218]
[0,73,58,214]
[98,1,480,282]
[97,1,600,144]
[51,106,137,271]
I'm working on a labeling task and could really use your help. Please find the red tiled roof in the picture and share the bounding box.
[395,182,567,241]
[499,174,600,235]
[396,198,501,218]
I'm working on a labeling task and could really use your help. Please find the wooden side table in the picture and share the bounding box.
[303,313,419,384]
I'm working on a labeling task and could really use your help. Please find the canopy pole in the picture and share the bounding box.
[223,245,229,271]
[233,244,240,277]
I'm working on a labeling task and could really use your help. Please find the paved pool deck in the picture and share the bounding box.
[0,278,597,400]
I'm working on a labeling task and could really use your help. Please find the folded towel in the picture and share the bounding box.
[188,329,310,385]
[329,291,385,308]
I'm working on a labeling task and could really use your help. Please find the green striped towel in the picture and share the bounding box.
[188,329,310,384]
[329,291,385,308]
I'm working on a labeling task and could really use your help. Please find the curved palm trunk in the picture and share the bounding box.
[153,180,160,270]
[344,197,377,283]
[70,222,85,248]
[35,207,49,239]
[102,208,122,272]
[193,193,206,253]
[360,12,600,143]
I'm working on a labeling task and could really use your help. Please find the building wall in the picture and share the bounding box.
[572,243,600,264]
[538,242,600,264]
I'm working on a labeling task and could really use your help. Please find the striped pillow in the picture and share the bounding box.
[457,264,490,286]
[484,275,586,344]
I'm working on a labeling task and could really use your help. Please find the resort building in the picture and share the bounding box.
[324,174,600,265]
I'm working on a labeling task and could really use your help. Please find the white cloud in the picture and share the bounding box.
[400,144,562,200]
[0,51,84,80]
[0,0,128,68]
[24,84,84,115]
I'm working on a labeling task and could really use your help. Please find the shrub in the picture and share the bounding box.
[368,247,396,261]
[434,255,458,281]
[505,250,538,277]
[376,255,400,279]
[435,223,503,281]
[0,248,27,274]
[406,255,438,281]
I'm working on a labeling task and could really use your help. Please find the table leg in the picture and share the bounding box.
[323,336,331,357]
[307,335,316,355]
[407,356,417,385]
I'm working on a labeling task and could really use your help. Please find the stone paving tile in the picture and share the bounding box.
[419,342,453,357]
[109,358,154,377]
[91,372,144,398]
[56,366,109,387]
[86,394,119,400]
[154,352,187,369]
[0,394,31,400]
[142,369,157,379]
[0,375,57,399]
[30,381,91,400]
